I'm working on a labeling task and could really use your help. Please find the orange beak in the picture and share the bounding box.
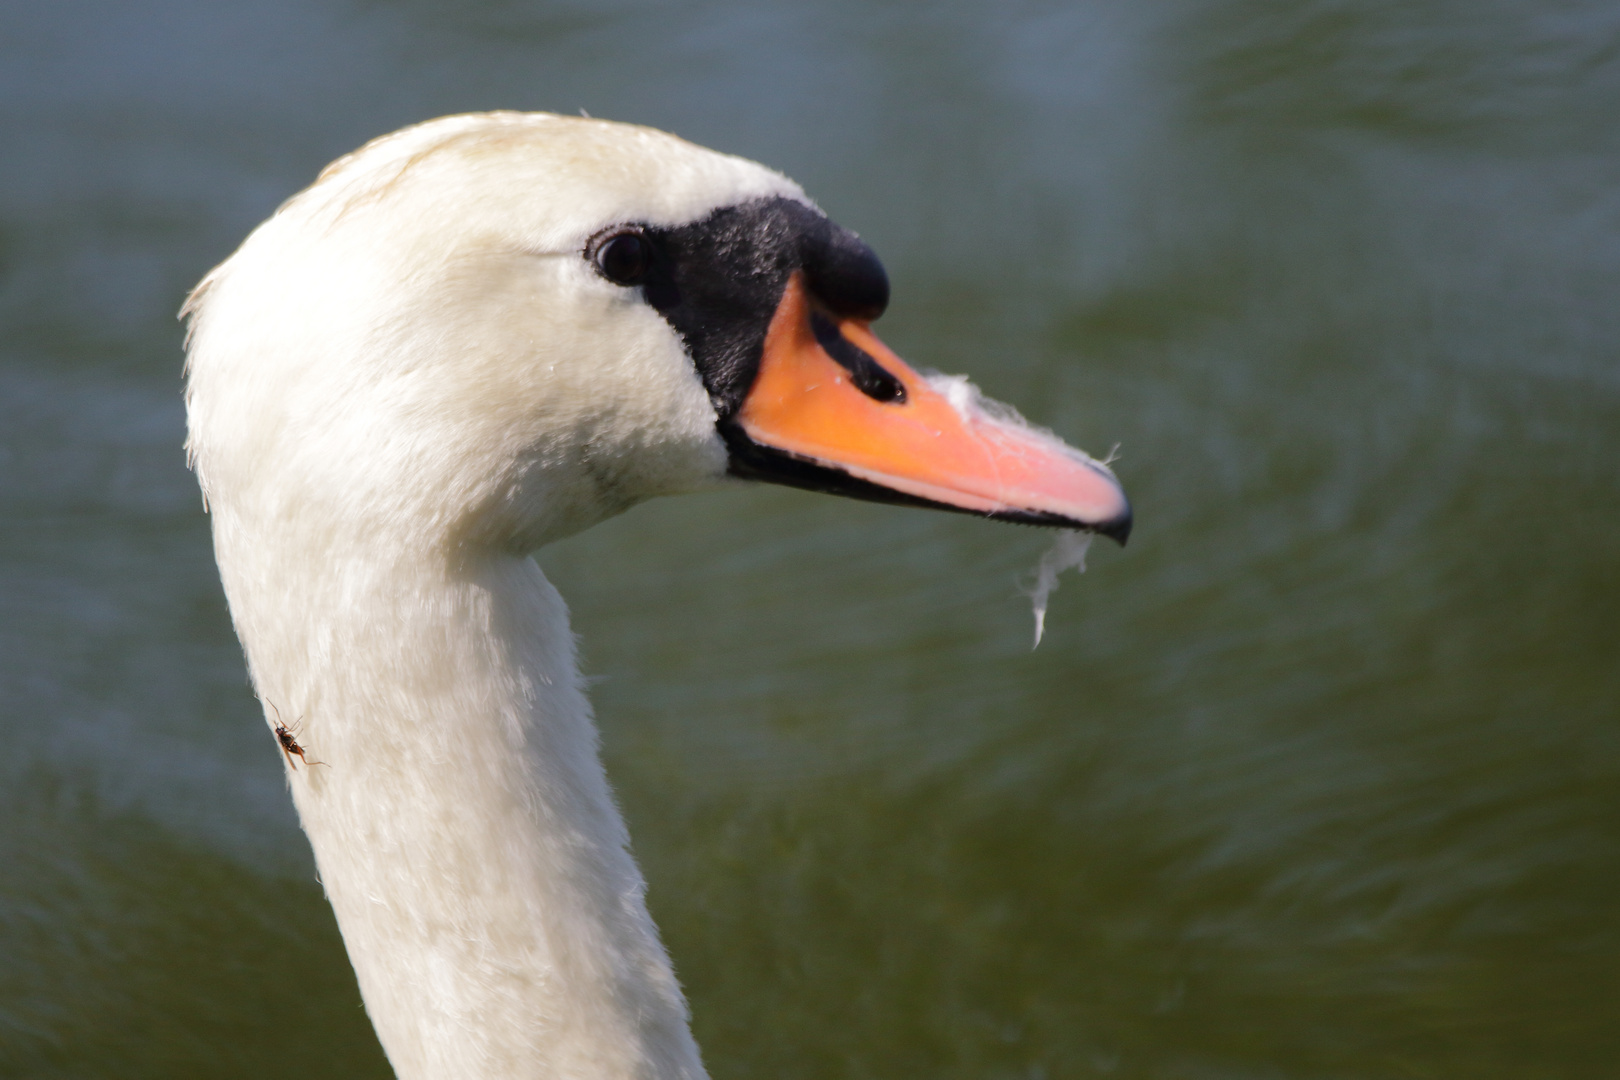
[724,273,1132,542]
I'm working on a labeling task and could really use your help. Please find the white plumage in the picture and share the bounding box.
[185,111,1128,1080]
[185,113,790,1080]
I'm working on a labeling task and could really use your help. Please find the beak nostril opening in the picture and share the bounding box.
[809,312,906,404]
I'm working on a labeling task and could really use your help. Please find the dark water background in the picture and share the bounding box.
[2,1,1617,1076]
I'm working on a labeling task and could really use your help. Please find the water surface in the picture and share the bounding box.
[2,1,1617,1076]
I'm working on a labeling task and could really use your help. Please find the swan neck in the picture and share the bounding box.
[221,540,705,1080]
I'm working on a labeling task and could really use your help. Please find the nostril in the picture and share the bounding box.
[810,313,906,404]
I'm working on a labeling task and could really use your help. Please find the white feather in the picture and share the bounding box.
[183,113,815,1080]
[1027,531,1093,649]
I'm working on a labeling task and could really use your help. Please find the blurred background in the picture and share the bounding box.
[2,0,1617,1076]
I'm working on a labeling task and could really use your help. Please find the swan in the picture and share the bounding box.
[182,112,1130,1080]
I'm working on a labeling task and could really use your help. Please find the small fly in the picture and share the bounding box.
[266,700,327,770]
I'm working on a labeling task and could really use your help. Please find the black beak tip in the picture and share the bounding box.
[1093,504,1133,546]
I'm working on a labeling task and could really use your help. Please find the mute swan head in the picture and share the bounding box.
[182,112,1129,1080]
[185,112,1129,561]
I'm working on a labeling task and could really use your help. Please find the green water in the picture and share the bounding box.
[2,1,1616,1077]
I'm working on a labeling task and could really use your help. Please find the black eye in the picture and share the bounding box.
[594,231,652,285]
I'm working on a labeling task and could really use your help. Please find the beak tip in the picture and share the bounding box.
[1094,505,1133,546]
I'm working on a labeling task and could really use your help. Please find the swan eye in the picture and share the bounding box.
[594,231,652,286]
